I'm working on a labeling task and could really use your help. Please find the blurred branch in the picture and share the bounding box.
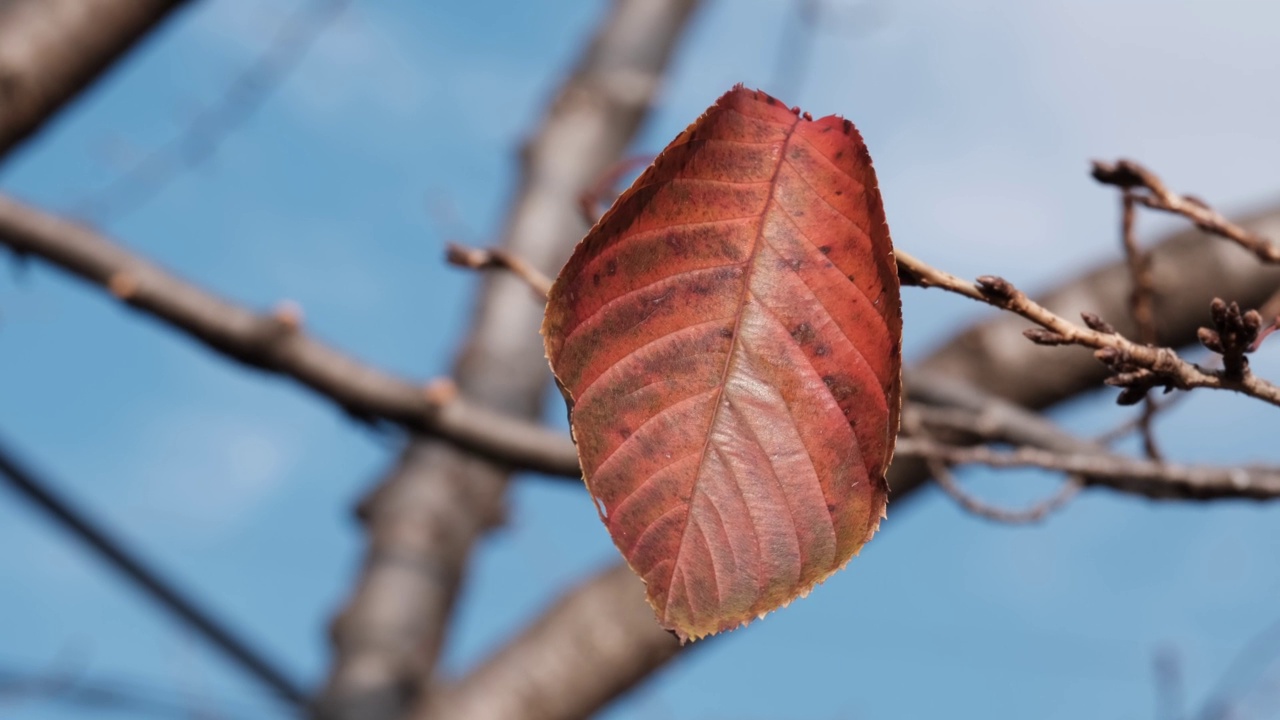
[70,0,350,223]
[0,661,280,719]
[0,0,192,161]
[925,457,1081,524]
[0,194,581,477]
[0,431,305,707]
[418,563,681,720]
[896,436,1280,501]
[446,243,552,299]
[320,2,703,719]
[435,197,1280,719]
[1118,188,1164,459]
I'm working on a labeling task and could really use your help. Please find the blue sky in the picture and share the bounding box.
[2,0,1279,718]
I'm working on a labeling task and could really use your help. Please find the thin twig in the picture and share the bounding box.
[1118,189,1165,459]
[1121,190,1159,345]
[903,404,1082,523]
[926,457,1082,524]
[70,0,350,223]
[895,248,1280,407]
[895,436,1280,500]
[577,154,653,226]
[1094,392,1188,446]
[446,243,552,298]
[0,432,306,706]
[1093,159,1280,264]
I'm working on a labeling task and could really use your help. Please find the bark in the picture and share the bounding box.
[315,2,702,718]
[0,0,190,160]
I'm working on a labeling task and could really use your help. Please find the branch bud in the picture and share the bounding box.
[1080,312,1116,334]
[1023,328,1070,345]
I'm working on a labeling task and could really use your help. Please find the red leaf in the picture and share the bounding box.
[543,85,902,641]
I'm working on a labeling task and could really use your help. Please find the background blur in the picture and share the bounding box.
[2,0,1279,718]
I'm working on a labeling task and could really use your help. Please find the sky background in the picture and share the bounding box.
[2,0,1280,718]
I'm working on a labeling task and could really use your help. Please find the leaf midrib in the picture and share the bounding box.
[662,106,803,623]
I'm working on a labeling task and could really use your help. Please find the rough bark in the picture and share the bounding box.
[316,2,702,718]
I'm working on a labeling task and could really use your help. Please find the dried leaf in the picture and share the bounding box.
[543,85,902,641]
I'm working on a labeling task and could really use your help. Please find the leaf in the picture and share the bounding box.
[542,85,902,641]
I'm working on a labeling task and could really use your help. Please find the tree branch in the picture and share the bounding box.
[1093,159,1280,264]
[417,563,681,720]
[0,0,191,161]
[896,248,1280,406]
[320,2,702,718]
[896,437,1280,501]
[0,194,581,477]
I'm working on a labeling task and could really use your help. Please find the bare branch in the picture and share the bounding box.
[0,431,306,706]
[1093,159,1280,264]
[446,243,552,299]
[896,248,1280,406]
[0,0,191,160]
[896,436,1280,501]
[0,194,582,477]
[1118,188,1164,458]
[69,0,350,222]
[926,458,1082,524]
[902,402,1083,523]
[419,564,680,720]
[321,1,703,718]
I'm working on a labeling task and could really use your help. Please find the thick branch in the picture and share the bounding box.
[320,2,702,719]
[0,194,581,476]
[0,0,190,160]
[418,564,680,720]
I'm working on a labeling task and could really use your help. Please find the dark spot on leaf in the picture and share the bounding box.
[592,272,600,286]
[835,150,844,160]
[827,502,837,512]
[619,427,631,439]
[719,327,734,339]
[842,118,852,134]
[822,374,858,402]
[791,322,816,344]
[606,259,618,276]
[835,190,844,196]
[766,95,778,105]
[814,345,829,357]
[819,245,832,255]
